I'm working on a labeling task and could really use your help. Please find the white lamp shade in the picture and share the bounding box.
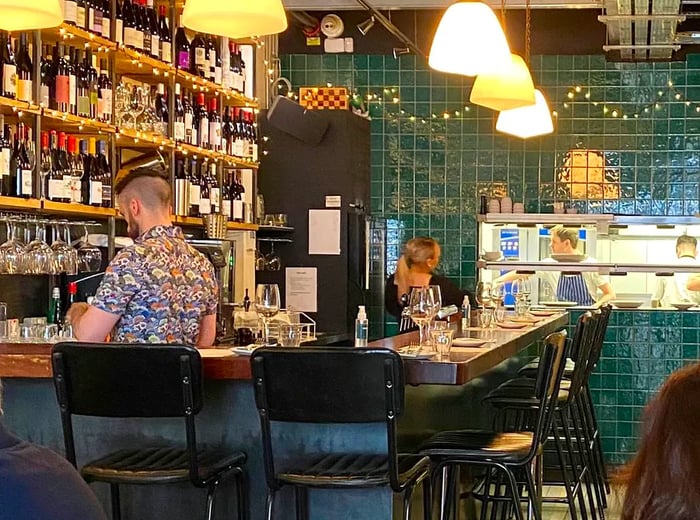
[429,2,511,77]
[496,89,554,139]
[470,54,536,111]
[182,0,288,39]
[0,0,62,31]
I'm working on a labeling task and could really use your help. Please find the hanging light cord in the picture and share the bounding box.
[525,0,531,64]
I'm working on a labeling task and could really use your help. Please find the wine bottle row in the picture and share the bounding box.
[0,116,112,207]
[62,0,249,94]
[173,158,249,222]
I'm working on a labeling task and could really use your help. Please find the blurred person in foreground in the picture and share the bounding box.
[0,380,108,520]
[66,163,218,346]
[384,236,475,322]
[616,362,700,520]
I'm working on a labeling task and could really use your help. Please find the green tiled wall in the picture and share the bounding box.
[281,54,700,464]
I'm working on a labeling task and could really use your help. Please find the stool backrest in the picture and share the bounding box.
[251,347,405,490]
[51,342,203,470]
[581,304,612,382]
[566,311,599,398]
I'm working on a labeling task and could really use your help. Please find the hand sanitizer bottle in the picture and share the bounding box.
[355,305,368,347]
[461,295,471,332]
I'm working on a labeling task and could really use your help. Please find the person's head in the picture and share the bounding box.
[617,362,700,520]
[115,165,172,239]
[550,226,579,254]
[676,235,697,259]
[403,237,441,273]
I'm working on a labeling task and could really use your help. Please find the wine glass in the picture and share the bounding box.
[475,281,492,308]
[77,224,102,273]
[39,144,51,201]
[265,243,281,271]
[255,284,281,345]
[491,284,507,322]
[0,218,24,274]
[24,221,56,274]
[426,284,443,338]
[408,287,435,347]
[51,222,78,275]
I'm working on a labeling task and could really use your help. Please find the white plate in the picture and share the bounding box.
[540,301,578,308]
[452,337,489,347]
[551,253,587,262]
[612,300,644,309]
[231,346,259,356]
[670,302,695,310]
[198,349,234,358]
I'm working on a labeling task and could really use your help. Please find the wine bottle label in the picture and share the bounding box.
[199,197,211,215]
[0,149,10,176]
[69,74,76,107]
[56,75,69,105]
[64,1,78,23]
[102,18,111,39]
[189,184,200,205]
[222,69,232,90]
[2,64,16,96]
[78,94,90,116]
[102,183,111,206]
[233,199,244,220]
[90,90,98,116]
[191,127,197,146]
[135,29,144,50]
[177,50,190,70]
[94,10,103,34]
[76,6,86,28]
[195,48,206,71]
[209,121,221,149]
[88,9,96,32]
[89,180,103,205]
[234,138,244,157]
[151,35,160,59]
[222,200,231,218]
[115,19,123,44]
[161,42,172,63]
[173,121,185,141]
[17,79,32,102]
[174,179,188,215]
[199,117,209,146]
[99,88,113,120]
[123,27,137,48]
[48,179,63,200]
[214,66,222,85]
[40,84,50,107]
[20,170,32,196]
[144,33,152,54]
[252,143,258,162]
[211,187,220,209]
[70,177,81,203]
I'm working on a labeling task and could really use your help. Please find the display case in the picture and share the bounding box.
[478,213,700,308]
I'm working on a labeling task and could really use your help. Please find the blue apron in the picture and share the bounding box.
[556,273,594,306]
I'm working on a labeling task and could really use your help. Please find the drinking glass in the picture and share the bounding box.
[475,281,492,309]
[255,284,281,345]
[279,323,304,347]
[0,219,25,274]
[491,284,507,322]
[51,223,78,275]
[408,287,435,347]
[479,307,494,328]
[430,329,454,360]
[24,222,56,274]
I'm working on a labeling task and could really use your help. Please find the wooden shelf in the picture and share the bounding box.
[175,68,257,108]
[116,47,176,79]
[41,200,117,218]
[43,23,118,51]
[0,196,41,211]
[40,108,115,135]
[228,221,258,231]
[172,215,257,232]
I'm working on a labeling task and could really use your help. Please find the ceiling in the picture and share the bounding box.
[282,0,700,61]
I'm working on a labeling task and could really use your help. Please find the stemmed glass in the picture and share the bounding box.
[77,224,102,273]
[426,284,443,339]
[408,287,435,347]
[51,223,78,275]
[24,222,56,275]
[0,219,24,274]
[255,284,281,345]
[491,284,507,323]
[265,243,281,271]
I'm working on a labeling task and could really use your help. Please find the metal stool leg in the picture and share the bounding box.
[423,473,433,520]
[295,486,308,520]
[205,480,220,520]
[265,489,276,520]
[109,484,121,520]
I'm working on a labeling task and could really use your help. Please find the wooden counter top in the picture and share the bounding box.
[0,312,568,385]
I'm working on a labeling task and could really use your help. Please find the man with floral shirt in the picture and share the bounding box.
[67,165,218,346]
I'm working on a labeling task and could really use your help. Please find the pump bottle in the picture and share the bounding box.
[461,295,471,332]
[355,305,368,347]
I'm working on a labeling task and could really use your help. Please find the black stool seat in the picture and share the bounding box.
[421,431,533,462]
[82,447,246,485]
[519,358,576,379]
[489,377,572,391]
[278,453,429,489]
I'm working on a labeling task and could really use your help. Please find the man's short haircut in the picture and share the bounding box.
[117,167,172,210]
[677,235,697,249]
[551,225,580,249]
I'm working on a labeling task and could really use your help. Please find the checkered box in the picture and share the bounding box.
[299,87,349,110]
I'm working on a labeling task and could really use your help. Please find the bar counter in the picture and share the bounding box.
[0,314,567,520]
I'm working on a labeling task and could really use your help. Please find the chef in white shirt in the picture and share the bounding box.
[661,235,700,305]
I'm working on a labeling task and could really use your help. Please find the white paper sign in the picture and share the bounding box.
[285,267,318,312]
[308,209,341,255]
[325,195,341,208]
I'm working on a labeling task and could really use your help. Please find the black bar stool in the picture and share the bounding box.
[51,342,248,520]
[250,346,432,520]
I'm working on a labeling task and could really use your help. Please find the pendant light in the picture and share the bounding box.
[495,0,553,138]
[429,2,512,77]
[0,0,62,31]
[182,0,288,39]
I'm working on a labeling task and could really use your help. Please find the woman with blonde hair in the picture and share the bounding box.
[385,237,475,321]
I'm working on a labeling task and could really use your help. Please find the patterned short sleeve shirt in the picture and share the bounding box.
[92,225,218,344]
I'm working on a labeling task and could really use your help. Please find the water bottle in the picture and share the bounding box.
[354,305,368,347]
[461,295,470,332]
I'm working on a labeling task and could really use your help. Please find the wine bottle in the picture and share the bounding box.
[175,13,190,70]
[173,83,185,141]
[114,0,124,45]
[2,32,17,100]
[221,170,231,220]
[64,0,78,25]
[48,130,62,202]
[154,82,168,133]
[76,49,90,118]
[55,43,70,113]
[221,106,231,155]
[248,111,258,161]
[140,0,151,56]
[79,138,90,205]
[174,158,188,216]
[67,135,82,203]
[122,0,138,49]
[209,162,220,213]
[39,131,50,199]
[206,34,216,82]
[39,45,52,108]
[16,33,32,103]
[101,0,111,40]
[76,0,87,30]
[97,139,111,208]
[220,37,231,90]
[196,92,209,149]
[190,32,207,77]
[88,52,98,119]
[88,0,103,35]
[188,158,200,216]
[159,4,171,64]
[232,107,244,157]
[198,162,211,215]
[146,0,159,59]
[208,97,221,152]
[88,138,102,206]
[184,89,195,144]
[67,46,77,115]
[97,59,112,123]
[233,171,244,222]
[0,118,10,196]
